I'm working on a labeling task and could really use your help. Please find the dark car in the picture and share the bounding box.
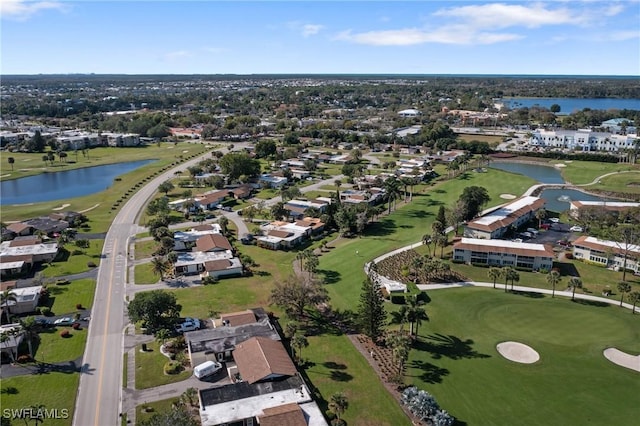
[34,317,53,328]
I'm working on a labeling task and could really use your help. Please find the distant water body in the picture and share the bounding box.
[499,97,640,114]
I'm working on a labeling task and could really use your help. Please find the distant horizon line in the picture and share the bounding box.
[1,73,638,79]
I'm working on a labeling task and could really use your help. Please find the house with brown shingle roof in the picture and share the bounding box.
[258,403,308,426]
[233,336,297,384]
[6,223,33,237]
[196,190,228,210]
[220,309,258,327]
[196,234,233,252]
[230,184,254,200]
[203,258,243,279]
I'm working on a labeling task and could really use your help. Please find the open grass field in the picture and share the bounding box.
[46,278,97,314]
[549,159,639,185]
[39,240,104,278]
[135,397,187,424]
[406,287,640,425]
[456,133,504,145]
[588,170,640,196]
[34,325,87,363]
[135,341,192,389]
[453,259,640,303]
[317,168,536,311]
[1,143,212,231]
[304,334,411,426]
[0,373,80,426]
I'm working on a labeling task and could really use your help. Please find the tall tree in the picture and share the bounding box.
[628,291,640,314]
[617,282,631,307]
[488,267,502,290]
[357,277,387,341]
[291,333,309,363]
[7,157,14,170]
[158,180,175,196]
[535,208,548,228]
[127,290,182,334]
[0,290,17,324]
[150,256,170,281]
[458,186,490,220]
[18,316,38,358]
[386,330,412,378]
[328,392,349,422]
[568,277,582,301]
[406,295,428,337]
[270,275,328,319]
[547,270,561,298]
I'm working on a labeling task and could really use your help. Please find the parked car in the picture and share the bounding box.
[549,218,560,223]
[54,317,74,326]
[34,318,53,328]
[240,233,254,245]
[569,225,583,232]
[175,318,201,333]
[540,223,551,230]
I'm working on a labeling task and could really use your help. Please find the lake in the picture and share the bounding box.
[490,161,612,212]
[1,160,155,205]
[498,97,640,114]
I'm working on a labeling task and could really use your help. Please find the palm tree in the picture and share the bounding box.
[329,392,349,421]
[568,277,582,301]
[406,295,428,337]
[150,256,169,281]
[488,267,501,289]
[7,157,15,170]
[386,330,411,377]
[291,334,308,363]
[510,269,520,291]
[547,270,561,298]
[535,208,548,228]
[629,291,640,314]
[155,328,172,345]
[1,290,17,324]
[181,387,199,408]
[389,305,409,332]
[501,266,514,293]
[617,282,631,307]
[19,317,38,358]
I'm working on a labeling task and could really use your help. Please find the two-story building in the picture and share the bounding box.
[453,238,554,271]
[464,196,546,240]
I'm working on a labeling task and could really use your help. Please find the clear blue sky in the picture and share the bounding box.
[2,0,639,75]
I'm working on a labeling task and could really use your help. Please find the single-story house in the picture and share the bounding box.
[5,223,33,237]
[229,184,254,200]
[196,190,229,210]
[0,286,43,316]
[259,174,288,189]
[174,250,235,276]
[0,324,24,363]
[453,238,554,271]
[186,307,278,366]
[174,224,222,251]
[233,336,297,384]
[198,375,327,426]
[203,258,243,279]
[196,234,233,253]
[572,235,640,273]
[464,196,546,240]
[23,217,69,235]
[0,239,59,277]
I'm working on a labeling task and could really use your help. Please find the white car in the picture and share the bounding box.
[569,225,583,232]
[175,318,201,333]
[549,218,560,223]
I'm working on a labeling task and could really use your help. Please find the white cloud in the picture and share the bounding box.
[202,47,228,54]
[0,0,67,21]
[335,27,522,46]
[287,20,324,37]
[302,24,324,37]
[603,30,640,42]
[334,2,633,47]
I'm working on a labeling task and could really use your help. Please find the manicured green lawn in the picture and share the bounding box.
[317,168,536,310]
[406,287,640,425]
[134,262,159,285]
[589,170,640,195]
[453,259,640,301]
[136,397,186,424]
[134,239,158,260]
[46,278,97,314]
[551,159,638,185]
[304,334,411,426]
[0,373,79,426]
[40,240,103,278]
[34,325,88,363]
[135,341,192,389]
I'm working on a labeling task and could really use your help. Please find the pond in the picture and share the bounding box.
[490,161,613,212]
[498,97,640,114]
[1,159,155,205]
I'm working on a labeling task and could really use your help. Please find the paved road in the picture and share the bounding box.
[73,147,228,426]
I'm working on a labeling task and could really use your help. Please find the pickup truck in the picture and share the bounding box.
[175,318,201,333]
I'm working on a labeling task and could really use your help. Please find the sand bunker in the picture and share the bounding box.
[0,174,10,178]
[496,342,540,364]
[52,203,71,211]
[500,194,517,200]
[603,348,640,372]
